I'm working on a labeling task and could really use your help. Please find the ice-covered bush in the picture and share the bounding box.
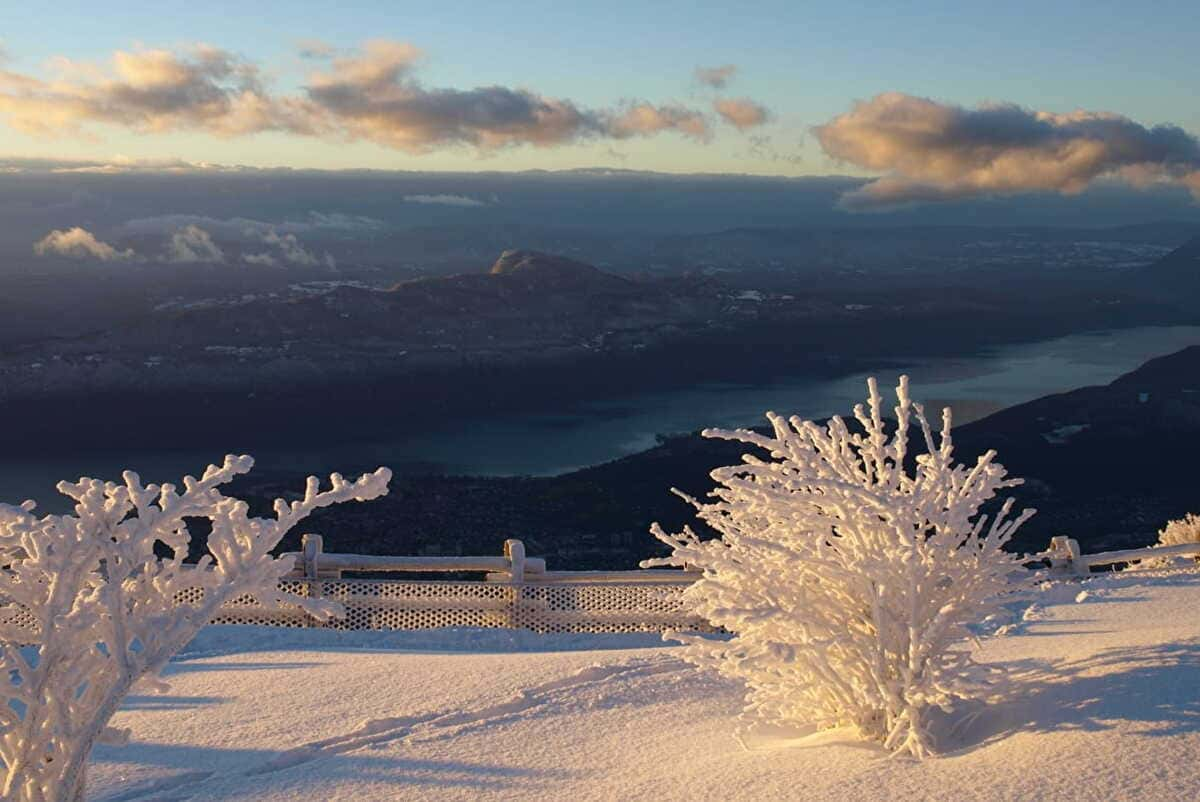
[1141,513,1200,569]
[0,455,391,802]
[644,376,1034,758]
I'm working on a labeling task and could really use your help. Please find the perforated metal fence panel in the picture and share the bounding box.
[2,577,710,639]
[210,578,713,634]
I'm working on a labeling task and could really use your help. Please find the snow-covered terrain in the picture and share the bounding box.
[90,570,1200,801]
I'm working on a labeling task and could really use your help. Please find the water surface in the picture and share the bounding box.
[3,325,1198,508]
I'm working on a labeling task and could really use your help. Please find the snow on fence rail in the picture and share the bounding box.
[1042,535,1200,575]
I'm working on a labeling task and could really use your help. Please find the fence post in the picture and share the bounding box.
[504,539,526,629]
[504,539,526,583]
[1048,535,1086,576]
[302,533,323,580]
[301,533,325,627]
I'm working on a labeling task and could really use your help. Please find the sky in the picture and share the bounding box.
[1,1,1199,209]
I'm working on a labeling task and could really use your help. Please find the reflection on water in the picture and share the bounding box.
[3,325,1199,508]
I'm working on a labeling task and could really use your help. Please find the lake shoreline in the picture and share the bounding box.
[4,323,1200,509]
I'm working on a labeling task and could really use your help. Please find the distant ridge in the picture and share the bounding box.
[489,249,603,277]
[487,249,630,290]
[1140,235,1200,298]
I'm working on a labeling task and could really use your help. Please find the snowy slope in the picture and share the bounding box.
[89,570,1200,801]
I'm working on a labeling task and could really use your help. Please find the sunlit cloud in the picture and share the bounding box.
[694,64,737,89]
[0,40,723,154]
[607,103,711,141]
[814,92,1200,209]
[0,155,245,173]
[714,98,769,130]
[32,218,341,267]
[33,227,138,261]
[257,229,325,266]
[302,40,597,150]
[0,45,314,138]
[165,224,225,263]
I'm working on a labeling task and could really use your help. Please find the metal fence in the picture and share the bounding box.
[11,534,1193,641]
[206,535,714,634]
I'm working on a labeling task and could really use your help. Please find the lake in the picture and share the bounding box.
[3,324,1199,508]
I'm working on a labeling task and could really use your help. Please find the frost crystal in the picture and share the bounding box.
[0,455,391,801]
[644,376,1034,758]
[1142,513,1200,569]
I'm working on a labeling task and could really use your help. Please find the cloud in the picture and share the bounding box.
[297,39,337,60]
[0,155,247,173]
[122,211,385,239]
[243,251,278,267]
[165,225,225,263]
[608,103,710,141]
[694,64,737,89]
[0,44,314,138]
[50,156,219,173]
[259,229,322,266]
[302,42,715,150]
[33,227,138,261]
[402,194,487,207]
[302,211,387,231]
[814,92,1200,209]
[0,40,715,153]
[746,134,804,165]
[714,98,769,130]
[302,40,603,151]
[238,227,335,268]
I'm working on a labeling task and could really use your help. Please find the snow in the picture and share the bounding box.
[88,569,1200,801]
[647,375,1034,757]
[0,456,391,800]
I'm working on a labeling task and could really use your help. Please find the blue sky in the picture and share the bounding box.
[1,0,1198,177]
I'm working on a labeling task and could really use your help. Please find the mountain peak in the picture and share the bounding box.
[489,250,604,279]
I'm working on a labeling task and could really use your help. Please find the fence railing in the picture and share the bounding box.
[6,534,1197,641]
[206,534,711,634]
[1041,535,1200,575]
[207,534,1200,633]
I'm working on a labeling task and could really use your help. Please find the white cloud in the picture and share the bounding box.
[33,227,138,261]
[260,230,319,266]
[165,225,225,263]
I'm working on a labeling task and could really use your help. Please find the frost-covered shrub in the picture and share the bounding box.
[644,377,1034,758]
[0,455,391,802]
[1141,513,1200,569]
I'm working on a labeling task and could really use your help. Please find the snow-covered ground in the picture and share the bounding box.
[90,570,1200,801]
